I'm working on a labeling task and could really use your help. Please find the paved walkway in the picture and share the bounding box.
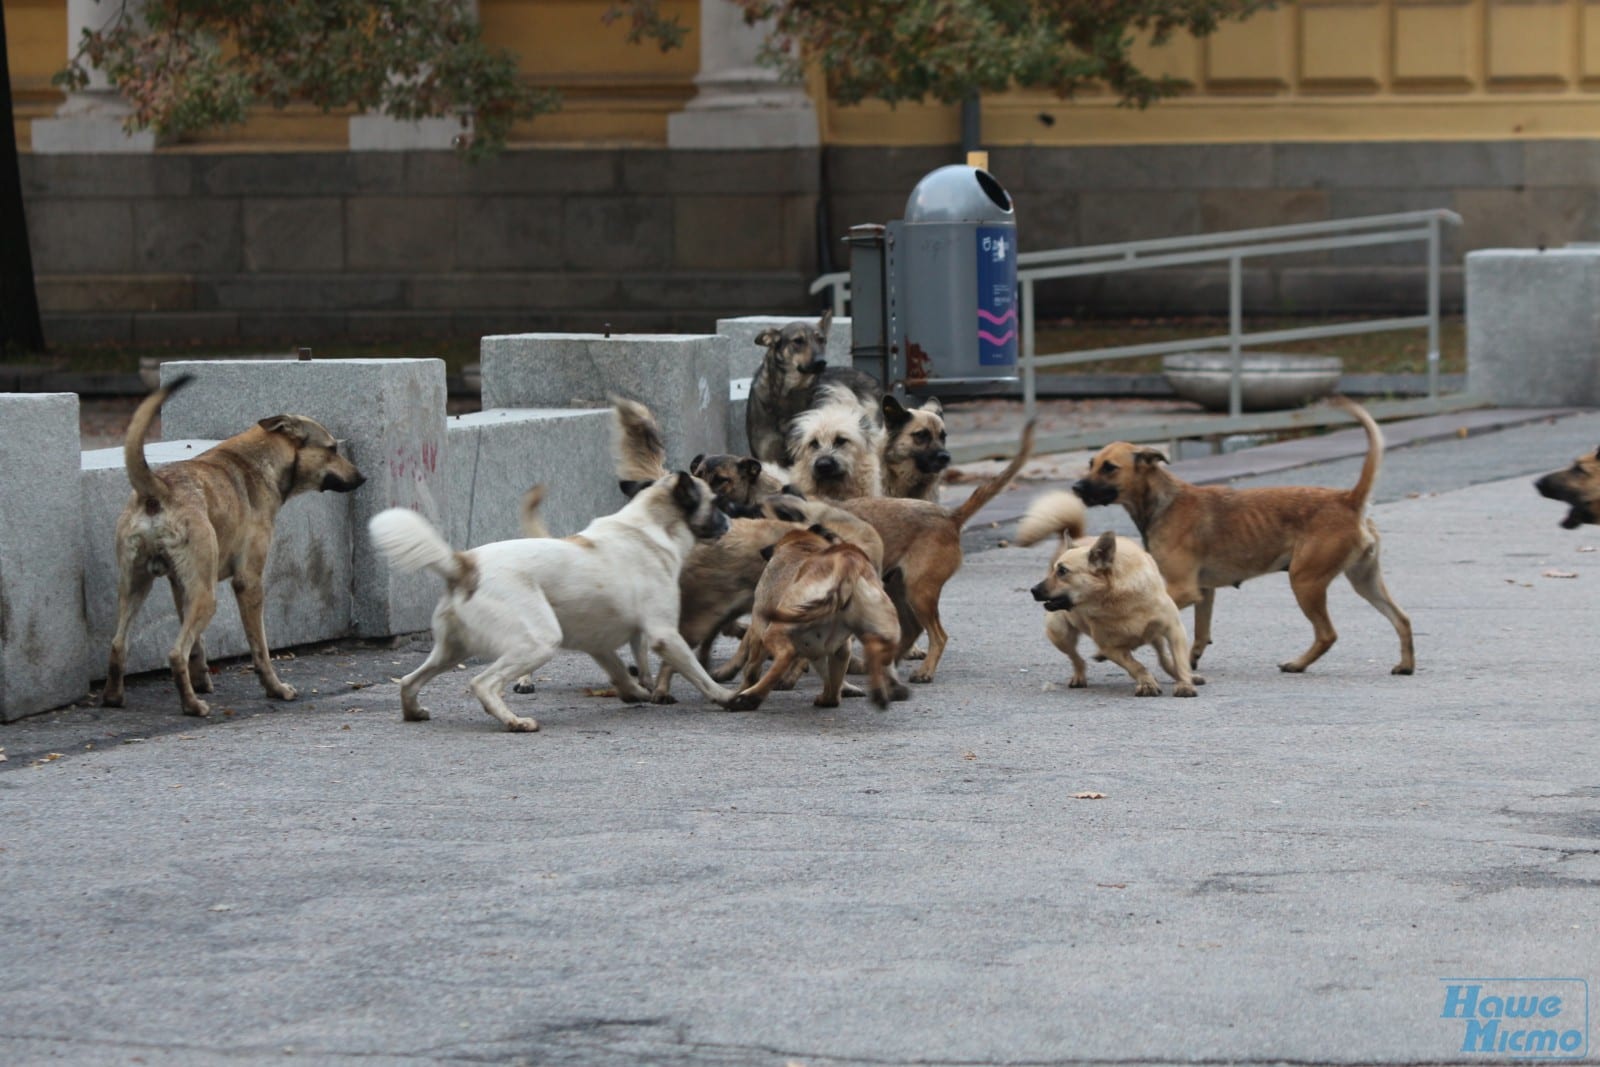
[3,407,1599,1066]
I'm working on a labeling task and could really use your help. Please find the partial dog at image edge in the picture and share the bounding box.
[368,417,737,732]
[728,524,908,712]
[1071,395,1415,676]
[102,375,367,717]
[1015,491,1198,698]
[1534,446,1600,528]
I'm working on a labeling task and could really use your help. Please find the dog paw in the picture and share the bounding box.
[192,674,215,694]
[889,683,911,702]
[814,696,841,709]
[1068,676,1087,689]
[505,716,540,733]
[184,699,212,718]
[1391,664,1414,676]
[840,682,866,698]
[726,691,763,712]
[868,688,892,710]
[403,707,431,722]
[650,692,679,705]
[268,683,297,701]
[1134,683,1161,697]
[512,681,537,695]
[1278,661,1306,674]
[1190,673,1207,686]
[100,691,125,708]
[1173,684,1198,698]
[903,645,928,661]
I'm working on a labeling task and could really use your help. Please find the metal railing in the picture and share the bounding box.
[809,209,1463,419]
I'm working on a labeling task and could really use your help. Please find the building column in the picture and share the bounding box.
[667,0,819,149]
[31,0,161,153]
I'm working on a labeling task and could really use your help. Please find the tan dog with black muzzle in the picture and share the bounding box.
[1535,446,1600,528]
[1071,396,1414,676]
[102,375,367,717]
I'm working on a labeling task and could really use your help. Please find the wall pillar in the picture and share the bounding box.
[31,0,162,153]
[667,0,818,149]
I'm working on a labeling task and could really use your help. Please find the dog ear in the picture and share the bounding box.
[690,453,706,475]
[922,395,943,415]
[738,457,762,481]
[755,328,781,349]
[671,471,699,512]
[258,414,311,444]
[1133,448,1168,467]
[1088,530,1118,571]
[882,395,911,428]
[759,543,778,562]
[618,479,652,499]
[817,308,833,342]
[769,501,806,523]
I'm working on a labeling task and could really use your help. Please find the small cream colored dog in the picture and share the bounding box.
[1017,492,1198,698]
[788,384,885,502]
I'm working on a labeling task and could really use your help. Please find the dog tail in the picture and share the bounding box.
[766,585,852,625]
[369,508,476,595]
[519,484,551,538]
[1014,491,1088,547]
[123,373,193,504]
[951,418,1036,530]
[611,396,669,483]
[1333,395,1384,511]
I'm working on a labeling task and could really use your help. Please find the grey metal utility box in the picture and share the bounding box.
[849,165,1018,395]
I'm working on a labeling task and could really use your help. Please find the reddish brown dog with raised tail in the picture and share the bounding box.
[1071,396,1414,676]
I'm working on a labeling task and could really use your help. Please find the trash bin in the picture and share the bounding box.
[848,164,1018,394]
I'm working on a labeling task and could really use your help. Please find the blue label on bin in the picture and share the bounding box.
[976,226,1017,368]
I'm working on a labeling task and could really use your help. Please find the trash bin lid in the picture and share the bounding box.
[903,165,1014,223]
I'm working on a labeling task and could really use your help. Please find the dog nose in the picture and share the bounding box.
[1030,582,1050,601]
[1071,479,1094,499]
[813,455,841,477]
[932,450,951,469]
[808,358,828,374]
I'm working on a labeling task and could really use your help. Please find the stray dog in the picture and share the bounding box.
[1016,491,1198,697]
[728,525,907,711]
[833,418,1036,683]
[1535,446,1600,528]
[689,453,790,513]
[102,376,366,717]
[369,468,735,733]
[881,394,950,501]
[789,385,886,502]
[370,399,733,731]
[745,310,882,465]
[1072,395,1415,675]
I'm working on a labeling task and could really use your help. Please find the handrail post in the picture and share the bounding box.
[1427,215,1441,400]
[1022,276,1037,420]
[1228,255,1243,418]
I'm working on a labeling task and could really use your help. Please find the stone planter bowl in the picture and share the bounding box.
[1162,351,1343,412]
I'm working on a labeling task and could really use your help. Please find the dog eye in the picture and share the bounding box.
[913,431,930,443]
[809,440,820,450]
[1055,564,1069,576]
[1100,462,1119,475]
[833,436,846,448]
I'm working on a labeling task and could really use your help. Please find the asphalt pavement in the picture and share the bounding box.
[4,407,1600,1066]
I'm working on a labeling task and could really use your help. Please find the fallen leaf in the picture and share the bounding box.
[1072,791,1106,799]
[1456,426,1469,438]
[208,903,234,912]
[1542,569,1579,579]
[348,681,372,690]
[273,652,296,661]
[29,752,64,767]
[1579,545,1598,553]
[0,748,6,763]
[1097,882,1127,889]
[961,751,977,760]
[341,724,352,731]
[583,687,618,698]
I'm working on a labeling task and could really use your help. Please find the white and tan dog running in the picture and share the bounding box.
[369,414,737,732]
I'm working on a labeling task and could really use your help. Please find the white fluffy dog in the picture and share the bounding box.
[369,466,736,733]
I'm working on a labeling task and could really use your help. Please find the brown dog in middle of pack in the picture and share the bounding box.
[727,524,907,711]
[1071,395,1414,676]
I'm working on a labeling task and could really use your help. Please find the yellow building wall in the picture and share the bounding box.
[12,0,1600,149]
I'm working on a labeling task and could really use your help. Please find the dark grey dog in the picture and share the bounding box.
[745,311,882,466]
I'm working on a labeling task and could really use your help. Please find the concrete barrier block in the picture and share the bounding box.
[716,316,855,455]
[480,334,728,466]
[0,395,91,721]
[80,442,355,681]
[158,358,448,636]
[444,408,617,548]
[1467,249,1600,406]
